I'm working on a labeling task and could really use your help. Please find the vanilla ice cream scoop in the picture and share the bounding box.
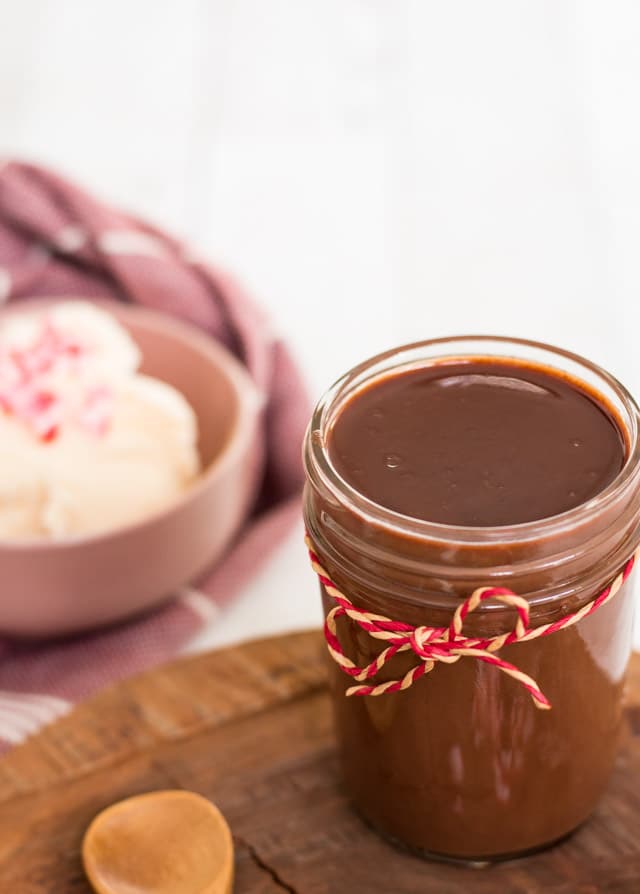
[0,302,201,539]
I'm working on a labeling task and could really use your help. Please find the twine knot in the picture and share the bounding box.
[306,535,638,711]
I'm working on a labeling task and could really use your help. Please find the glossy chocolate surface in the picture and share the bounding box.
[329,360,625,527]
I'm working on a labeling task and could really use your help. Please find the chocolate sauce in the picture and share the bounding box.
[329,360,625,527]
[305,346,640,861]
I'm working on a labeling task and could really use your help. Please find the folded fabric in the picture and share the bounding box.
[0,161,309,750]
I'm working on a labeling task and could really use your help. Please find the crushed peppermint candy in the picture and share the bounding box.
[0,317,114,442]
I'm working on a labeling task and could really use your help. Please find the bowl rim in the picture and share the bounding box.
[0,297,263,552]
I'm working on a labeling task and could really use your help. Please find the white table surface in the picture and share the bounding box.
[2,0,640,649]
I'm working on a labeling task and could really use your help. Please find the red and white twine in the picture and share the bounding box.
[306,535,639,710]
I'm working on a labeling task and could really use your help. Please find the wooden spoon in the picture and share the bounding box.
[82,790,234,894]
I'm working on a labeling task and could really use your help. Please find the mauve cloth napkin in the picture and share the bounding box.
[0,161,309,750]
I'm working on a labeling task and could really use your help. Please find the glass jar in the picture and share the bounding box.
[303,337,640,862]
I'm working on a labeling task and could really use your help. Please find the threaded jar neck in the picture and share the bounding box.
[304,336,640,629]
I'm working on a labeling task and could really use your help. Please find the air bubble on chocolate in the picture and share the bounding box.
[384,453,403,469]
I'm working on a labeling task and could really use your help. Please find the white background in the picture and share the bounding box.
[2,1,640,649]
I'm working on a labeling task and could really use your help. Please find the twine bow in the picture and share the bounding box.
[306,535,638,710]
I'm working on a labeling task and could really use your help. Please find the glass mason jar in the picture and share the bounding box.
[303,337,640,862]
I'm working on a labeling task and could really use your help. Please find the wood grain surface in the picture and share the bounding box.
[1,630,639,893]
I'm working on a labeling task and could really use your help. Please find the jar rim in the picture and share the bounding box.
[305,335,640,548]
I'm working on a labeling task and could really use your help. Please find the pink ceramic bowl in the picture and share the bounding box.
[0,300,262,636]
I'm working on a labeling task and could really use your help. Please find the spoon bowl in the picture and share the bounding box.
[82,790,234,894]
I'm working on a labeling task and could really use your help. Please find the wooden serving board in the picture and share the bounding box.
[1,630,640,893]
